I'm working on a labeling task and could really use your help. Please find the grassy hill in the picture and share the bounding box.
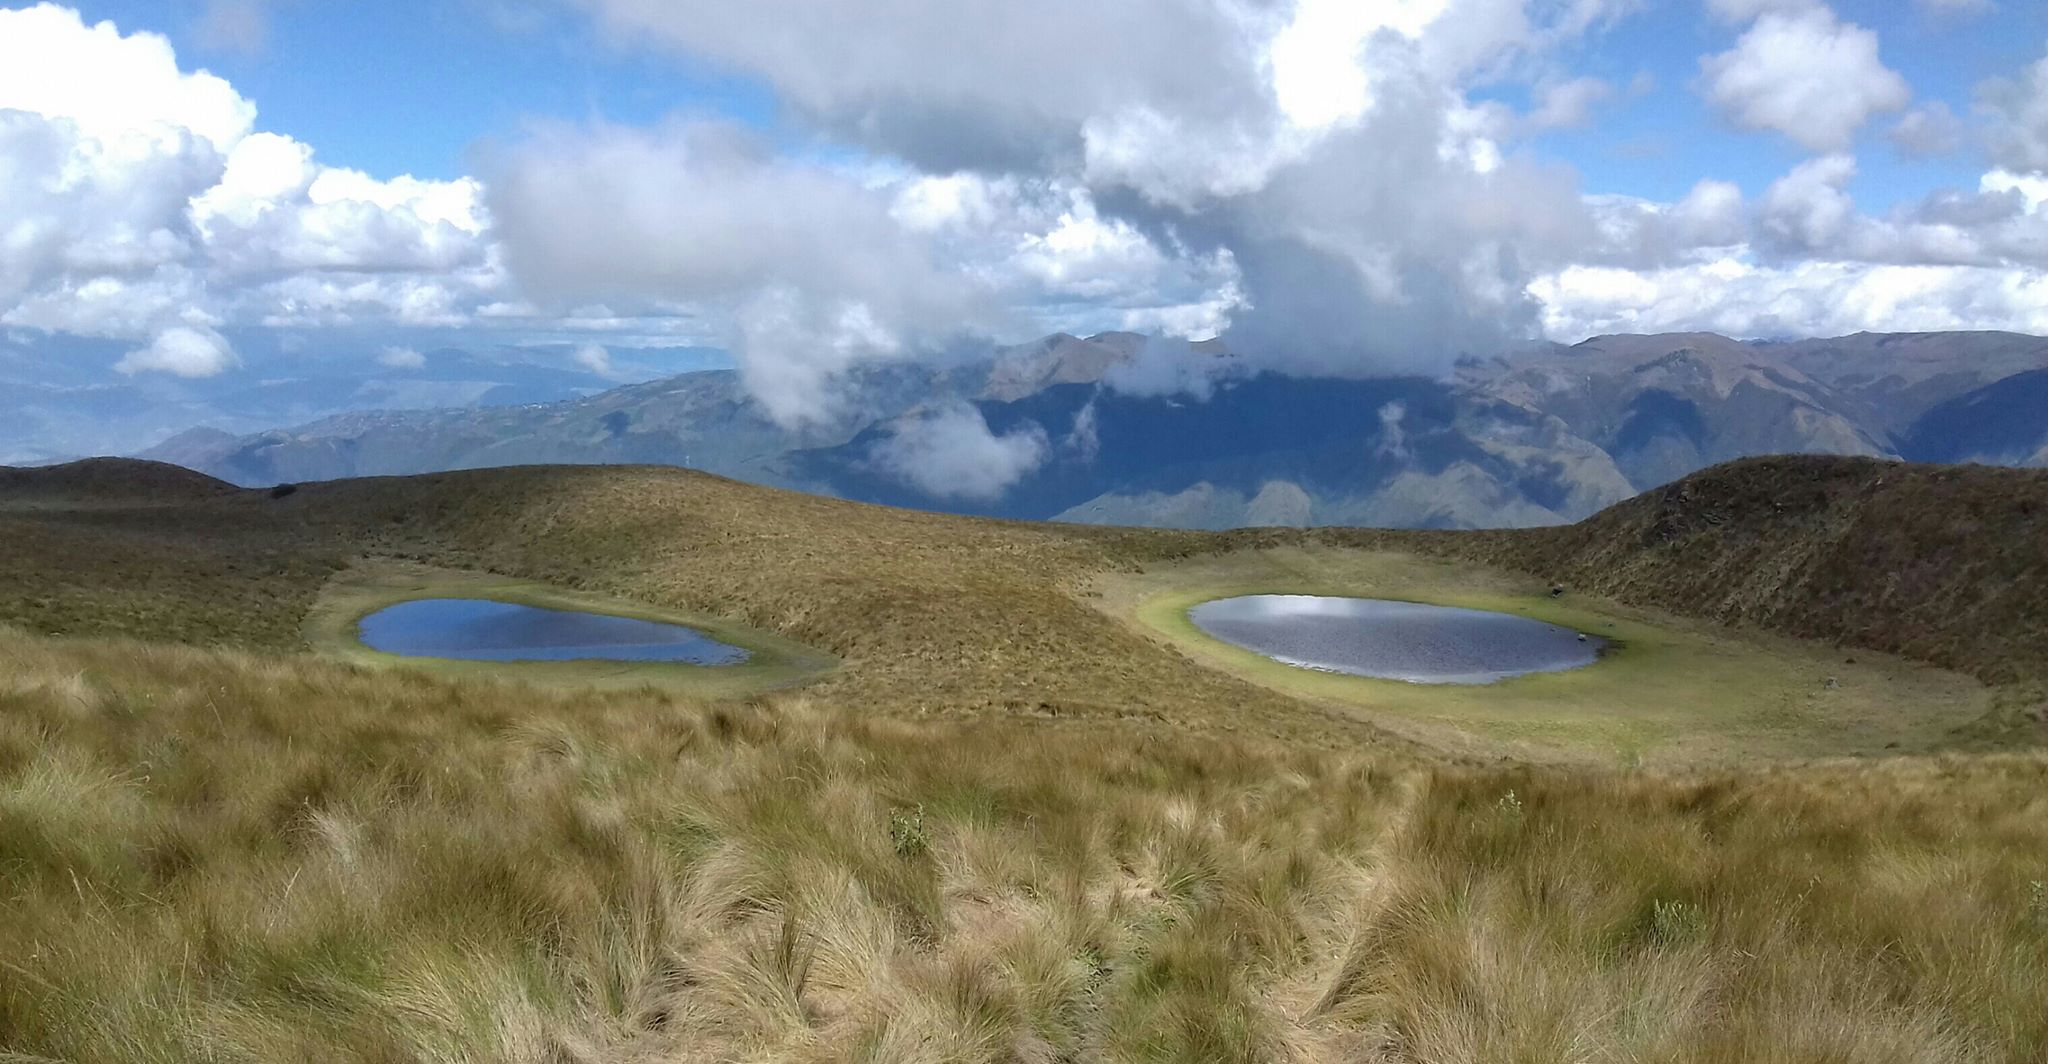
[0,456,239,504]
[2,456,2046,1061]
[1402,456,2048,684]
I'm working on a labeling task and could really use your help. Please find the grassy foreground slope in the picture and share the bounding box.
[1,456,2047,1061]
[6,633,2046,1062]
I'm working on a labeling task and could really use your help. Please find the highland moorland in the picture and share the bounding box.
[1,455,2045,1062]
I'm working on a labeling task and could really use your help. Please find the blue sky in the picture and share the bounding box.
[4,0,2048,413]
[62,0,781,179]
[1495,2,2041,209]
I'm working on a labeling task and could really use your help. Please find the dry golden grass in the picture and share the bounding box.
[2,632,2044,1062]
[0,463,1375,747]
[3,457,2047,1061]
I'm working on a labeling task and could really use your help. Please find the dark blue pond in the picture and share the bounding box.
[358,599,749,665]
[1188,595,1603,685]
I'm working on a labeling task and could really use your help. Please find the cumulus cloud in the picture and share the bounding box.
[572,342,613,375]
[563,0,1621,385]
[868,402,1049,499]
[1104,336,1241,400]
[1890,102,1967,159]
[190,133,491,277]
[1740,157,2048,268]
[1532,258,2048,339]
[1759,155,1860,251]
[0,3,254,147]
[1577,181,1750,268]
[1981,51,2048,174]
[1530,141,2048,340]
[0,4,503,353]
[116,324,237,377]
[376,345,426,369]
[1700,9,1910,151]
[1706,0,1820,21]
[484,121,993,427]
[1376,400,1410,458]
[1527,76,1615,130]
[574,0,1268,175]
[1064,398,1101,462]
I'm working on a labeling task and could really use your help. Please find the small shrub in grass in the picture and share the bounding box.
[889,805,930,858]
[270,483,298,499]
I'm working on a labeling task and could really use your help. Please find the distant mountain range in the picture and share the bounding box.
[141,330,2048,530]
[0,330,722,466]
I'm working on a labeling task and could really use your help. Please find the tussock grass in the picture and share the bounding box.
[5,457,2048,1060]
[3,631,2045,1062]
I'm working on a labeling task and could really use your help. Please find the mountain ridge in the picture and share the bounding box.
[138,330,2048,530]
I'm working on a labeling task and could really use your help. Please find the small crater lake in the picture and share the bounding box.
[357,599,750,665]
[1189,595,1603,685]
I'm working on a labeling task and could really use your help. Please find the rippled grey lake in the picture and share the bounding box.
[358,599,750,665]
[1188,595,1603,684]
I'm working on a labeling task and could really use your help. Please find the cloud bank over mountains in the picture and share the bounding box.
[5,0,2048,429]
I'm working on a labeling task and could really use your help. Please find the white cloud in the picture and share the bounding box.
[0,6,507,348]
[1706,0,1818,21]
[1982,169,2048,211]
[1377,400,1410,458]
[1759,154,1860,251]
[1981,51,2048,174]
[1104,336,1240,400]
[1700,9,1910,151]
[572,342,612,374]
[1890,102,1966,158]
[190,133,491,277]
[868,402,1049,499]
[1736,158,2048,269]
[1531,258,2048,339]
[0,110,212,307]
[115,324,237,377]
[1576,181,1750,268]
[565,0,1621,384]
[376,345,426,369]
[1671,180,1750,247]
[485,121,992,427]
[575,0,1268,173]
[1527,76,1615,130]
[0,3,254,148]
